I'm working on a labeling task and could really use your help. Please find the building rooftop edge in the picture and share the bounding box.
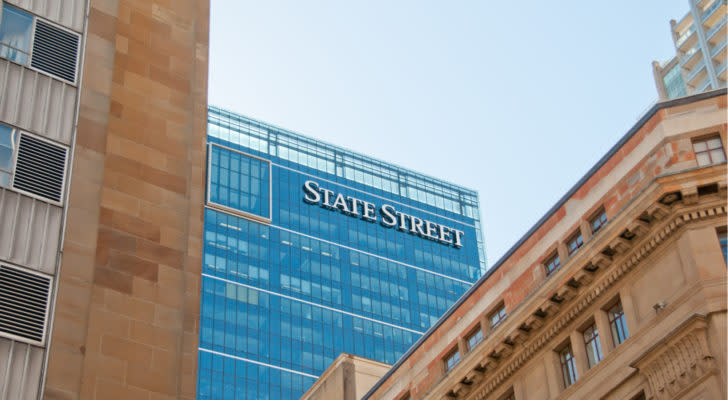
[207,105,480,196]
[361,87,728,399]
[300,353,391,400]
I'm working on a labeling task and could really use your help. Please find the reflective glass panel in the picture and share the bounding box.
[0,5,33,65]
[199,108,486,399]
[0,124,15,183]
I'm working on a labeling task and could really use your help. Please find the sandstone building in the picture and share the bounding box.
[353,90,727,399]
[0,0,209,398]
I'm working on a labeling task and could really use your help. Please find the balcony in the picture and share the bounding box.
[712,36,727,63]
[702,0,727,26]
[696,76,712,92]
[685,59,708,86]
[677,26,699,51]
[717,60,727,81]
[681,46,703,69]
[707,15,727,44]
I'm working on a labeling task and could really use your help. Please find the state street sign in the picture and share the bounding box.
[302,180,464,248]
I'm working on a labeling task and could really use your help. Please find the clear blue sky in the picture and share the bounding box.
[209,0,688,267]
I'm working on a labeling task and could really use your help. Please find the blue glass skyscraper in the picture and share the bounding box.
[197,106,486,399]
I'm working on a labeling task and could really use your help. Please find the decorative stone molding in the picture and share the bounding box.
[646,203,670,220]
[680,186,699,205]
[444,198,727,400]
[630,315,718,400]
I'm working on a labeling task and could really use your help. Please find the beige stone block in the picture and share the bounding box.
[131,320,180,351]
[96,379,151,400]
[127,362,177,394]
[101,334,154,364]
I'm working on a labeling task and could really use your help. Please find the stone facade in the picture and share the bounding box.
[43,0,209,399]
[354,90,728,400]
[300,354,391,400]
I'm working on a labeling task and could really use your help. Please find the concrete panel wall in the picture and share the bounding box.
[5,0,86,32]
[0,60,77,145]
[0,188,62,275]
[0,337,45,400]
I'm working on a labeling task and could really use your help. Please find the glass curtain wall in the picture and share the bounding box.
[197,106,486,399]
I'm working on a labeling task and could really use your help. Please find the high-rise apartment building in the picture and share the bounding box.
[0,0,209,399]
[196,106,487,399]
[652,0,726,99]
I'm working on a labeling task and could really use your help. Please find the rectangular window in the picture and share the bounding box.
[445,349,460,372]
[489,304,506,329]
[0,4,33,64]
[0,124,18,187]
[582,322,602,368]
[608,300,629,347]
[590,209,608,234]
[544,253,561,276]
[207,143,272,223]
[567,231,584,256]
[559,343,578,388]
[466,328,483,351]
[692,136,726,167]
[0,4,81,84]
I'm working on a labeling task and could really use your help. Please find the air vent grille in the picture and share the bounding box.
[12,134,67,203]
[30,20,79,83]
[0,264,51,344]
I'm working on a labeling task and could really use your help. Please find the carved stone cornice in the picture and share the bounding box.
[448,198,727,400]
[630,315,717,400]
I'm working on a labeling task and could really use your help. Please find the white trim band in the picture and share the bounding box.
[269,223,473,285]
[199,347,319,379]
[204,204,473,285]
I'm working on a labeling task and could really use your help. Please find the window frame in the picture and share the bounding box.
[444,348,460,373]
[206,142,273,224]
[589,208,608,235]
[558,343,578,388]
[544,252,561,276]
[566,230,584,256]
[0,123,18,187]
[466,326,483,351]
[607,300,629,347]
[0,3,81,85]
[489,303,507,329]
[692,135,726,167]
[582,321,603,368]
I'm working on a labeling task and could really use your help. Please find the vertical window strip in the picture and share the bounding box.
[608,301,629,347]
[559,344,577,388]
[582,323,602,368]
[445,349,460,372]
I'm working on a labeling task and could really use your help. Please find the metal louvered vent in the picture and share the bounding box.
[12,134,67,203]
[0,264,51,345]
[30,20,79,83]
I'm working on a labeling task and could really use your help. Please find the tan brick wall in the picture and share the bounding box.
[45,0,209,398]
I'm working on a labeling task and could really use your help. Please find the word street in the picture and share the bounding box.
[302,180,464,248]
